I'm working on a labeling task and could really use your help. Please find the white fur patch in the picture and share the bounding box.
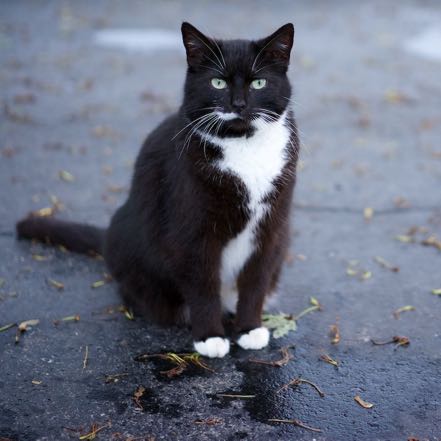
[199,112,290,311]
[194,337,230,358]
[215,111,239,121]
[237,327,270,350]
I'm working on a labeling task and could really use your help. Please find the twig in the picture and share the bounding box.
[277,377,325,397]
[0,323,16,332]
[83,345,89,370]
[79,422,111,440]
[268,418,322,433]
[216,394,255,399]
[249,346,293,367]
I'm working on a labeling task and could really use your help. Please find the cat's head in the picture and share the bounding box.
[181,22,294,137]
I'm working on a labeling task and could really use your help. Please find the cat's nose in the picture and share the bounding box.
[232,98,247,113]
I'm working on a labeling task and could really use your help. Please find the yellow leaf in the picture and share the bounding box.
[59,170,75,182]
[354,395,374,408]
[363,207,374,220]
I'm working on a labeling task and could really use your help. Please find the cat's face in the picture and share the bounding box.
[181,23,294,137]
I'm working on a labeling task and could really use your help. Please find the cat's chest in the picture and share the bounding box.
[202,114,291,286]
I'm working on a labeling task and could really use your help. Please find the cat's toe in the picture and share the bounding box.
[194,337,230,358]
[237,326,270,350]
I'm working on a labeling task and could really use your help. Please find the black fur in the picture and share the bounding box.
[16,22,299,345]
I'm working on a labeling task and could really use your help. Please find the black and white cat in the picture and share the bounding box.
[17,22,299,358]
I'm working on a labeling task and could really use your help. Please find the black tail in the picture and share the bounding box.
[16,217,106,255]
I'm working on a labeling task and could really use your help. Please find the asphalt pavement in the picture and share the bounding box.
[1,1,440,440]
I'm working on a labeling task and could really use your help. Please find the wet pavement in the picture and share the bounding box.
[1,1,441,440]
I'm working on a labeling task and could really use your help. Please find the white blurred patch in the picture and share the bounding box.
[404,27,441,61]
[94,29,182,52]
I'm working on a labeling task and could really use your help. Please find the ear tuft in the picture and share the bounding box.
[255,23,295,69]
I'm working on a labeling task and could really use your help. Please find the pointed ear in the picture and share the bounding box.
[255,23,294,68]
[181,22,213,68]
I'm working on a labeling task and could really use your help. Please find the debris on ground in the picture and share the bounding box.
[134,352,214,378]
[354,395,374,409]
[249,346,293,367]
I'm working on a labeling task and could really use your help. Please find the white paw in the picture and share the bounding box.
[237,327,270,350]
[194,337,230,358]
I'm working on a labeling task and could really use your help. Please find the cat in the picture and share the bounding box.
[16,22,299,358]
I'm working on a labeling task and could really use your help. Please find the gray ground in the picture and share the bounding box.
[1,1,440,440]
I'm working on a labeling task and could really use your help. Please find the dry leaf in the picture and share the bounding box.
[32,254,49,261]
[320,354,338,367]
[18,319,39,331]
[133,385,146,410]
[59,170,75,182]
[354,395,374,409]
[262,313,297,338]
[361,270,372,280]
[374,256,399,272]
[393,305,415,319]
[363,207,374,221]
[91,280,105,289]
[32,380,42,385]
[329,323,340,344]
[395,235,414,243]
[421,235,441,251]
[48,278,64,290]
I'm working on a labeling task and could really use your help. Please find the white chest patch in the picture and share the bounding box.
[199,112,290,312]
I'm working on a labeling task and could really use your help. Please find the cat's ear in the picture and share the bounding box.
[181,22,214,68]
[255,23,294,68]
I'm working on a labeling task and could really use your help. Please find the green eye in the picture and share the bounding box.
[251,79,267,90]
[211,78,227,89]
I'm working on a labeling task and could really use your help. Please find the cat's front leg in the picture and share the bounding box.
[234,253,280,351]
[180,269,230,358]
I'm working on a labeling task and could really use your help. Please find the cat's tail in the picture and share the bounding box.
[16,216,106,255]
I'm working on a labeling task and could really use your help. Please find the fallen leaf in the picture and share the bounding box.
[18,319,39,331]
[395,235,414,243]
[432,288,441,296]
[374,256,399,272]
[354,395,374,409]
[361,270,372,280]
[329,323,340,344]
[384,89,411,104]
[32,380,42,385]
[320,354,338,367]
[16,319,39,343]
[91,280,105,289]
[393,305,415,319]
[48,278,64,290]
[262,313,297,338]
[133,385,146,410]
[32,254,49,261]
[59,170,75,182]
[363,207,374,221]
[421,235,441,251]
